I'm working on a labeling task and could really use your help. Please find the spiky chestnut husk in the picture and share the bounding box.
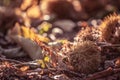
[69,41,101,74]
[74,27,100,42]
[99,13,120,44]
[74,27,93,42]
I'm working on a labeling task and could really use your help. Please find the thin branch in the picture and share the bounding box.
[85,67,120,80]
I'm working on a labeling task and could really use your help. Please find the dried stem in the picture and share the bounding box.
[85,67,120,80]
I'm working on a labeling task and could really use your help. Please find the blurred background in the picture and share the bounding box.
[0,0,120,41]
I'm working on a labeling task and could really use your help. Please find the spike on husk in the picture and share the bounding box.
[75,27,100,42]
[74,27,93,42]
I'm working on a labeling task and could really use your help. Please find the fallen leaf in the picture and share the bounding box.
[44,56,50,62]
[36,60,46,68]
[115,57,120,68]
[20,66,29,71]
[10,35,43,60]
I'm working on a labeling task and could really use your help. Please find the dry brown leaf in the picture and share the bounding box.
[27,5,41,18]
[20,66,30,71]
[20,0,32,10]
[115,57,120,68]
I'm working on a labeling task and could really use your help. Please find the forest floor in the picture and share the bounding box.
[0,0,120,80]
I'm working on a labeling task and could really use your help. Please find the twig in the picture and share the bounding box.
[26,68,54,74]
[19,67,82,78]
[59,69,82,77]
[97,42,120,47]
[0,57,22,64]
[85,67,120,80]
[113,68,120,73]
